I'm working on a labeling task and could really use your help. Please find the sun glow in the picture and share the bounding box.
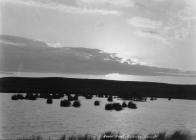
[105,73,127,81]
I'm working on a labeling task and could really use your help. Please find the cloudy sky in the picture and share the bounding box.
[1,0,196,71]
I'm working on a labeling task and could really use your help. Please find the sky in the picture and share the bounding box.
[0,0,196,71]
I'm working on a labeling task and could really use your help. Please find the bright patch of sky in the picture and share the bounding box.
[1,0,196,70]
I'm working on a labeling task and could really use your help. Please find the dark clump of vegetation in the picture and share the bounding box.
[150,97,157,101]
[46,98,53,104]
[94,100,100,106]
[67,94,78,101]
[112,103,123,111]
[105,103,113,110]
[144,131,194,140]
[25,94,37,100]
[11,94,24,100]
[60,134,97,140]
[132,97,147,102]
[60,99,71,107]
[128,101,137,109]
[73,94,79,100]
[100,131,121,140]
[107,96,113,102]
[101,131,196,140]
[85,94,93,99]
[168,131,191,140]
[16,135,43,140]
[121,102,127,108]
[52,93,64,99]
[14,130,196,140]
[105,103,123,111]
[11,95,18,100]
[72,100,81,107]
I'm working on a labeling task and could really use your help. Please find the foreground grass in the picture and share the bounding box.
[15,131,196,140]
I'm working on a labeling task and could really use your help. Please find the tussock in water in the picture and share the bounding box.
[60,99,71,107]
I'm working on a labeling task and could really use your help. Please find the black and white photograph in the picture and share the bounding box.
[0,0,196,139]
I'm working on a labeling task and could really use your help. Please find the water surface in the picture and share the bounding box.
[1,93,196,139]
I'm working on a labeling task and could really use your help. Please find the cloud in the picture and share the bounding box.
[178,6,196,21]
[0,40,26,47]
[128,17,162,29]
[127,17,171,46]
[77,0,134,7]
[174,27,190,40]
[2,34,196,77]
[134,30,172,47]
[46,42,63,48]
[3,0,120,16]
[128,8,194,44]
[168,14,193,40]
[127,0,196,45]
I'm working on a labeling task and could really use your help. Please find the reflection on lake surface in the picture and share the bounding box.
[0,93,196,139]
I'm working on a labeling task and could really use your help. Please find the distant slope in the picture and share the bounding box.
[0,35,195,76]
[0,77,196,100]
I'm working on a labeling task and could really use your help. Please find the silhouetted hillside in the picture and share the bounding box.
[0,77,196,100]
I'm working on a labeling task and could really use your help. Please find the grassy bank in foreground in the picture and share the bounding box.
[14,131,196,140]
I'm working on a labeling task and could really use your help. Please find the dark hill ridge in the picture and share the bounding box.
[0,77,196,100]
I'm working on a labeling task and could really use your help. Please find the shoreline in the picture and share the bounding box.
[0,77,196,100]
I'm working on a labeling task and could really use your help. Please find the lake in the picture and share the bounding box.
[0,93,196,139]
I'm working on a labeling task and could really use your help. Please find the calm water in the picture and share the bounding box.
[0,93,196,139]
